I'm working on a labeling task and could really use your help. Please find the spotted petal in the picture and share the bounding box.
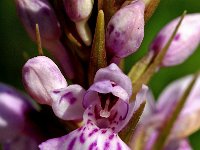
[83,103,128,133]
[50,85,86,120]
[39,117,130,150]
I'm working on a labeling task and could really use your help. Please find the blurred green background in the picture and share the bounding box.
[0,0,200,149]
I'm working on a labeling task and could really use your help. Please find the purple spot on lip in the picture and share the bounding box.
[89,129,98,137]
[79,133,85,143]
[109,134,114,140]
[104,142,110,149]
[101,130,107,134]
[78,127,83,131]
[87,120,92,124]
[89,141,97,150]
[68,137,76,150]
[117,142,122,150]
[61,92,76,104]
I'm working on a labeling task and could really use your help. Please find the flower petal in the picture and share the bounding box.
[83,80,129,108]
[112,85,148,133]
[50,85,86,120]
[140,90,156,123]
[22,56,67,105]
[39,121,130,150]
[94,63,132,97]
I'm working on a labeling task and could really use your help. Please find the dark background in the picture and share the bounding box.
[0,0,200,149]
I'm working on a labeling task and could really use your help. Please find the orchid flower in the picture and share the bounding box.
[39,63,148,150]
[136,75,200,149]
[22,56,86,120]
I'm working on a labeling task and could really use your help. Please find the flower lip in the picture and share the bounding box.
[84,103,129,131]
[83,80,130,129]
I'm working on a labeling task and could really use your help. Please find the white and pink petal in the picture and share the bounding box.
[50,85,86,120]
[111,85,148,133]
[39,122,130,150]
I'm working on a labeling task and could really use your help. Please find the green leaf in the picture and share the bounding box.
[88,10,107,85]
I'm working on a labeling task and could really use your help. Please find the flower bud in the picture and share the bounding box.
[15,0,75,79]
[0,83,31,142]
[106,0,145,59]
[15,0,61,41]
[64,0,94,46]
[22,56,67,105]
[150,13,200,66]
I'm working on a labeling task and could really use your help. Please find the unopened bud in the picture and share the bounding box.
[64,0,94,46]
[22,56,67,105]
[15,0,75,79]
[15,0,61,41]
[106,0,145,59]
[150,13,200,66]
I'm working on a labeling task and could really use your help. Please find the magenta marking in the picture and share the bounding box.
[67,137,76,150]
